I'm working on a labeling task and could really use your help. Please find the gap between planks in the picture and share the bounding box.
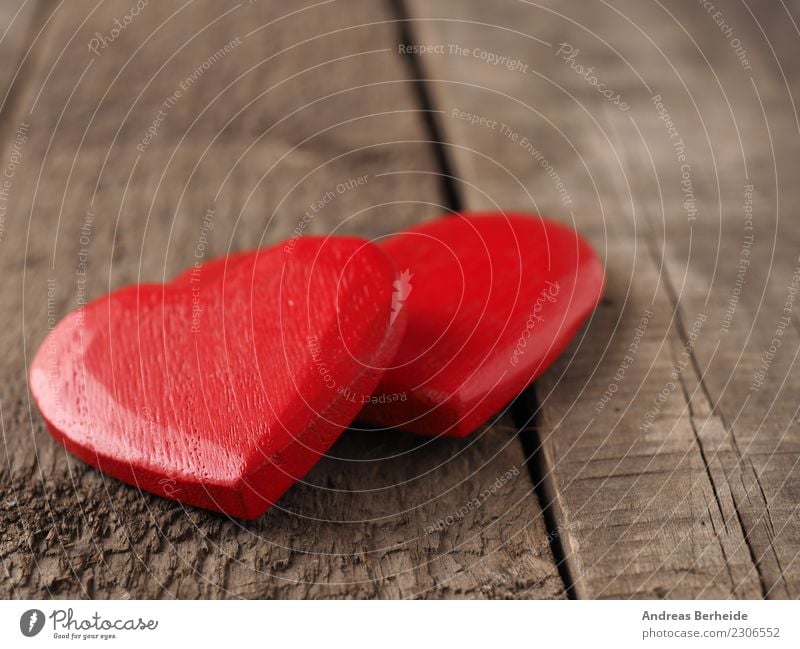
[395,0,578,599]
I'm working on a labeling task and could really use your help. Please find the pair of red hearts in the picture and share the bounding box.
[30,213,603,518]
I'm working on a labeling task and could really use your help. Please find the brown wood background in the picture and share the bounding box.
[1,0,798,599]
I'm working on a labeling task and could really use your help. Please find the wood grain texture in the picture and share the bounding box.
[0,0,562,598]
[0,0,38,112]
[406,0,800,597]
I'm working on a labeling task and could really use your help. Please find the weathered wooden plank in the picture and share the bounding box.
[406,0,799,597]
[0,0,40,113]
[628,0,800,599]
[0,0,42,255]
[0,0,562,598]
[571,0,800,599]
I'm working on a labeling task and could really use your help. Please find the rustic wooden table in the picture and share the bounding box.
[1,0,798,599]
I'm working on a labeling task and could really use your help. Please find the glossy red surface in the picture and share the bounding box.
[30,237,404,518]
[360,213,605,438]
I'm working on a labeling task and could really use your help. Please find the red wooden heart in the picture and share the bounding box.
[30,237,404,518]
[360,212,604,438]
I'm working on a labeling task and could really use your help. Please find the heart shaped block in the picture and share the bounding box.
[30,237,404,518]
[360,213,604,438]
